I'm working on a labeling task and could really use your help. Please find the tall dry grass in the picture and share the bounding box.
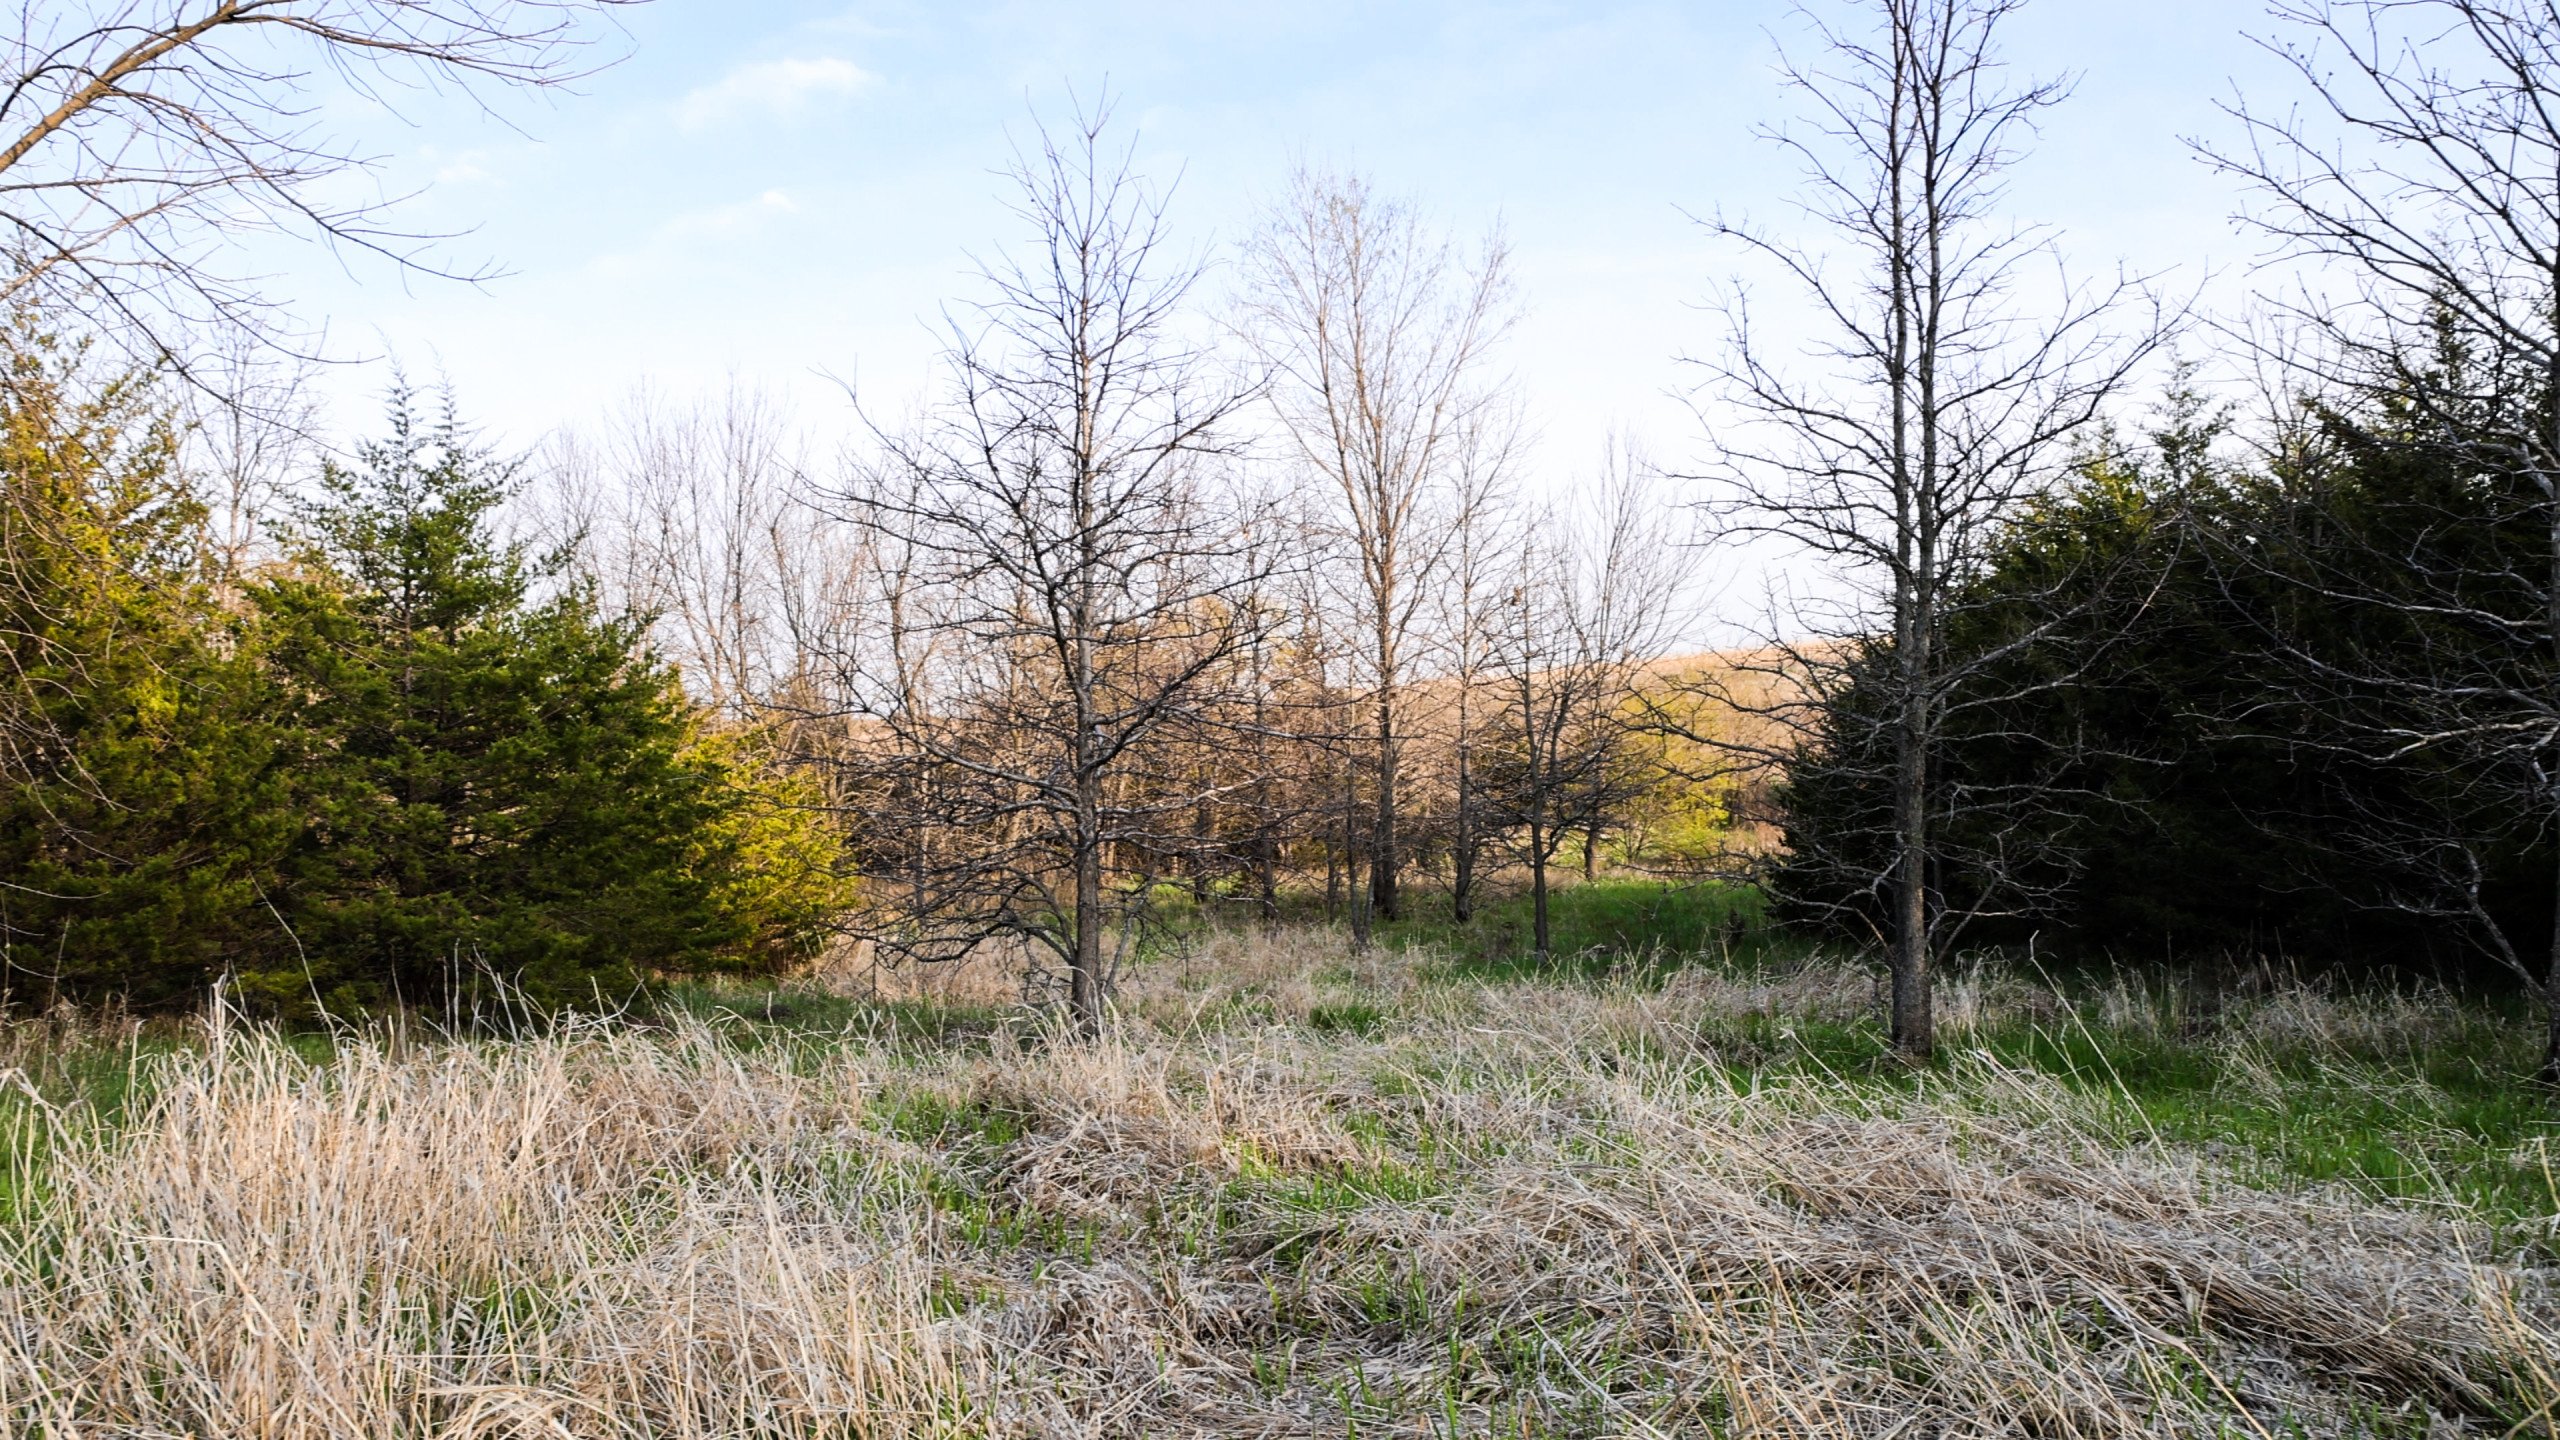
[0,933,2550,1436]
[0,1017,962,1437]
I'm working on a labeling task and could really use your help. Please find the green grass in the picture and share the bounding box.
[0,917,2553,1434]
[1306,1000,1386,1036]
[0,1019,228,1226]
[1121,874,2560,1231]
[654,911,2560,1229]
[1613,962,2560,1228]
[1977,1005,2558,1223]
[1173,872,1770,958]
[1347,878,2560,1226]
[1374,875,1778,975]
[652,980,1012,1057]
[650,937,2560,1240]
[8,891,2558,1244]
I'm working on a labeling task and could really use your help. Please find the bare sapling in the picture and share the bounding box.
[1237,167,1515,923]
[1488,451,1688,958]
[820,101,1266,1033]
[1692,0,2165,1057]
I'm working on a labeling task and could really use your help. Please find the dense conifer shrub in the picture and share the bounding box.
[0,331,293,1008]
[0,349,847,1019]
[1776,381,2550,975]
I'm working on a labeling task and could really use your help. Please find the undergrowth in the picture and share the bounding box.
[0,922,2552,1436]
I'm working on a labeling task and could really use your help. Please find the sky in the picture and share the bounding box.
[270,0,2310,508]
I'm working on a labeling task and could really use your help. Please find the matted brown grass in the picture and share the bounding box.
[0,933,2551,1437]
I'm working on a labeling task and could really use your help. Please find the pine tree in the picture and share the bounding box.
[0,328,288,1010]
[254,388,749,1017]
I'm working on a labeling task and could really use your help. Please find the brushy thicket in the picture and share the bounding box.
[0,336,846,1018]
[0,930,2550,1438]
[1778,375,2560,974]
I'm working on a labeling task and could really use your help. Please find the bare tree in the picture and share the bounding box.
[1,1,638,375]
[1432,412,1522,924]
[1693,0,2163,1057]
[544,382,858,723]
[1486,457,1687,958]
[822,106,1264,1032]
[181,331,317,580]
[2200,0,2560,1078]
[1236,167,1513,923]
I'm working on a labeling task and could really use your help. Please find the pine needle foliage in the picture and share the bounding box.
[245,387,825,1017]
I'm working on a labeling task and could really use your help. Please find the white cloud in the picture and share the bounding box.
[584,188,806,281]
[657,188,800,240]
[416,144,493,185]
[675,56,873,131]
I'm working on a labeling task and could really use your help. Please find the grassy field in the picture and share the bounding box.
[1373,878,1771,975]
[0,906,2554,1436]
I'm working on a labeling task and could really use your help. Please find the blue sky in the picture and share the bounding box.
[281,0,2308,483]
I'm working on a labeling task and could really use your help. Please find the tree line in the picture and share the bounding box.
[1711,0,2560,1081]
[19,0,2560,1084]
[551,113,1723,1030]
[0,73,1726,1023]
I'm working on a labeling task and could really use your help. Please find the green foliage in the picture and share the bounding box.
[0,348,853,1020]
[0,329,291,1008]
[682,725,858,975]
[1773,369,2536,974]
[1383,877,1772,976]
[248,388,769,1017]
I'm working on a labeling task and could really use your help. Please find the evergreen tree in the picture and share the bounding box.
[254,389,752,1017]
[1774,372,2540,977]
[0,329,289,1009]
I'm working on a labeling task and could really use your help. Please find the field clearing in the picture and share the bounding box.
[0,930,2553,1437]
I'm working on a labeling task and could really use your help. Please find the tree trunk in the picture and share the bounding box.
[2539,732,2560,1081]
[1191,792,1214,903]
[1072,435,1104,1035]
[1892,151,1941,1062]
[1530,816,1551,958]
[1528,698,1550,957]
[1890,721,1933,1058]
[1072,781,1105,1037]
[1452,742,1475,923]
[1371,677,1400,922]
[1344,758,1371,950]
[2543,471,2560,1084]
[1582,813,1601,880]
[1255,822,1278,927]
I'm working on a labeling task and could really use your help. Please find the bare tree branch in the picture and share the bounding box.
[0,0,640,382]
[813,99,1274,1032]
[1235,167,1514,924]
[1686,0,2170,1057]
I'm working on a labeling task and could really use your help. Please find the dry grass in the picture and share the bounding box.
[0,934,2552,1437]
